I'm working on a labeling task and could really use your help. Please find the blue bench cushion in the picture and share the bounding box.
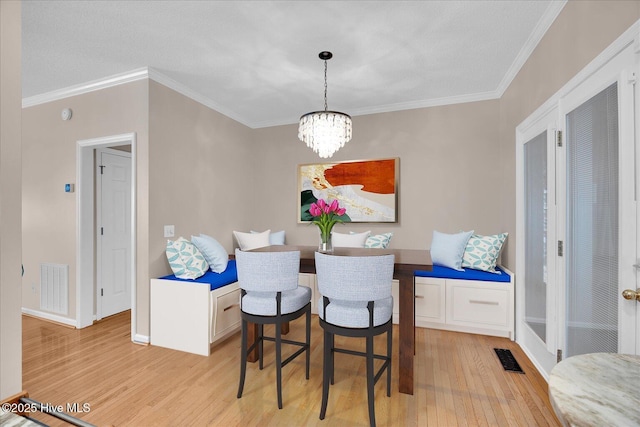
[159,260,238,291]
[415,265,510,283]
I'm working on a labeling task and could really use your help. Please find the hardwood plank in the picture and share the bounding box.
[21,312,560,426]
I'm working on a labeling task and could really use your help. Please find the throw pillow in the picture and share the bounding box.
[191,234,229,273]
[461,233,508,273]
[251,229,285,245]
[430,230,474,271]
[166,237,209,280]
[233,229,271,251]
[332,230,371,248]
[365,232,394,249]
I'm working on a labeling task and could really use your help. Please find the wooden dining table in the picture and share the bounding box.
[247,245,432,395]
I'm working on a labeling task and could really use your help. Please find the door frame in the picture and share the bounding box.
[96,147,132,321]
[77,133,137,342]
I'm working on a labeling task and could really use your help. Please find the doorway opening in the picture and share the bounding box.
[77,133,138,342]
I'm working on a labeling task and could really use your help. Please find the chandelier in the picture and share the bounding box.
[298,51,352,158]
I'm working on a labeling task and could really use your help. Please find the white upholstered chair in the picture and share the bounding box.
[235,249,311,409]
[314,252,395,427]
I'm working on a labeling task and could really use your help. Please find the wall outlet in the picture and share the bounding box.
[164,225,175,238]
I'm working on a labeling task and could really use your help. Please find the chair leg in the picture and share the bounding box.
[366,335,376,427]
[305,307,311,380]
[276,321,283,410]
[330,333,336,385]
[237,319,247,399]
[387,325,392,397]
[320,329,331,420]
[258,324,264,370]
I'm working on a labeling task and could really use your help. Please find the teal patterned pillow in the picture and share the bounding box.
[166,237,209,279]
[461,233,508,273]
[365,233,393,249]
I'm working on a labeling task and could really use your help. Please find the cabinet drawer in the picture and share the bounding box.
[415,277,445,323]
[447,284,508,327]
[214,288,241,336]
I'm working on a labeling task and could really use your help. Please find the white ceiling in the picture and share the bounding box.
[22,0,566,129]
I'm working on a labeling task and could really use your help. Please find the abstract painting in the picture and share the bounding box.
[298,158,398,223]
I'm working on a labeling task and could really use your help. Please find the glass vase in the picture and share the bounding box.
[318,230,333,253]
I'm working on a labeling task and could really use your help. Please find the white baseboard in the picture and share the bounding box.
[22,308,77,327]
[133,334,149,344]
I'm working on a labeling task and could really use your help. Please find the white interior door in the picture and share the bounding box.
[517,37,639,378]
[517,108,559,376]
[559,60,638,358]
[97,148,132,319]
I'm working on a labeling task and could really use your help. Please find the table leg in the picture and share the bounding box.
[246,321,289,363]
[247,322,259,362]
[398,274,415,395]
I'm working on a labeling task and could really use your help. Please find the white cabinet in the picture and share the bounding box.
[392,267,514,339]
[299,273,318,314]
[151,278,241,356]
[211,286,241,341]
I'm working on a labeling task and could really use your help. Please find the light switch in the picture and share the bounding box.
[164,225,175,238]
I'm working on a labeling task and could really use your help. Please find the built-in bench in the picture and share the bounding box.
[150,260,241,356]
[391,265,514,339]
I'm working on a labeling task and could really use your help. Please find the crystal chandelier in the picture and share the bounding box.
[298,51,352,158]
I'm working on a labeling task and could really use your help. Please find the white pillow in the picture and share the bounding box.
[191,234,229,273]
[430,230,474,271]
[332,230,371,248]
[251,229,285,245]
[166,237,209,280]
[233,229,271,251]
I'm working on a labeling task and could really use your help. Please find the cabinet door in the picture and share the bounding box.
[299,273,317,314]
[415,277,445,324]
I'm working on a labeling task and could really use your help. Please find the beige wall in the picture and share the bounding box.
[16,1,640,342]
[1,0,23,399]
[146,81,254,333]
[497,0,640,267]
[22,81,149,324]
[251,100,502,249]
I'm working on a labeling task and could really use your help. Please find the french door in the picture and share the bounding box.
[517,39,639,378]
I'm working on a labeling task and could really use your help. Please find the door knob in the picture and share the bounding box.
[622,288,640,301]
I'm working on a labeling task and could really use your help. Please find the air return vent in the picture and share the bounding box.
[40,263,68,315]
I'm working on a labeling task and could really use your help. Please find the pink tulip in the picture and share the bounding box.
[337,207,346,216]
[323,205,330,214]
[310,203,320,217]
[329,199,339,213]
[317,199,326,210]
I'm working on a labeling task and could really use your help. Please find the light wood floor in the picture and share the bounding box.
[22,312,560,426]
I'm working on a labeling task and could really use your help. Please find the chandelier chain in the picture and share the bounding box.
[324,59,328,111]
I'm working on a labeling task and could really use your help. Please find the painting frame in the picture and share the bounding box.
[298,157,399,223]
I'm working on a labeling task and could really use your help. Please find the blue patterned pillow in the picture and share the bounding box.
[461,233,508,273]
[365,233,393,248]
[166,237,209,279]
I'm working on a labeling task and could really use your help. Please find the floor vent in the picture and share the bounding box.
[40,263,69,315]
[494,348,524,373]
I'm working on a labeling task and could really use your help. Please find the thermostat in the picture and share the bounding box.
[65,183,74,193]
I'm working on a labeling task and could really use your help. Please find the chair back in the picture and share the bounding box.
[235,249,300,292]
[315,252,394,301]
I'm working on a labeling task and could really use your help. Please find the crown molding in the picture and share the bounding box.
[22,68,150,108]
[496,0,567,97]
[146,69,250,127]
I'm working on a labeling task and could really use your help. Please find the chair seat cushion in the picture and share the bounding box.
[318,296,393,328]
[242,286,311,316]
